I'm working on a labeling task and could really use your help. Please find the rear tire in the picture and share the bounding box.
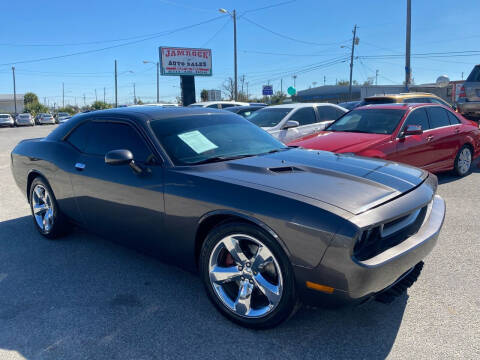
[199,221,298,329]
[454,145,473,177]
[29,177,70,239]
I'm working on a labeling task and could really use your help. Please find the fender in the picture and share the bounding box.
[197,209,292,258]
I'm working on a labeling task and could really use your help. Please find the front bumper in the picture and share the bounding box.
[294,178,445,307]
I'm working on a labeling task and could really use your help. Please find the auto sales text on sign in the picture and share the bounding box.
[159,47,212,76]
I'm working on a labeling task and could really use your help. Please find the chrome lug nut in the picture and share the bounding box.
[238,265,243,271]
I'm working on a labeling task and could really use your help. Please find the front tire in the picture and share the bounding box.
[29,177,70,239]
[454,145,473,177]
[200,221,298,329]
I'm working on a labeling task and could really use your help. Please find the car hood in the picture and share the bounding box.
[180,148,427,215]
[289,131,391,153]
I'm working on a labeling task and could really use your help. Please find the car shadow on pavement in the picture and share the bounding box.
[437,159,480,185]
[0,216,407,360]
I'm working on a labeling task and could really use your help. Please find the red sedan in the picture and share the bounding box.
[288,103,480,176]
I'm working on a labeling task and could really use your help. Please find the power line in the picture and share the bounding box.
[202,17,231,47]
[241,0,297,15]
[0,15,225,67]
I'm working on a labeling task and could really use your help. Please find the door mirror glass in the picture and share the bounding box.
[403,124,423,136]
[283,120,299,129]
[105,149,134,165]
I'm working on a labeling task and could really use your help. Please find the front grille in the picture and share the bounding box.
[354,204,429,261]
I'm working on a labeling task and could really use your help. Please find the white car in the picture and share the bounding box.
[248,103,347,143]
[36,113,56,125]
[57,112,71,124]
[0,114,14,127]
[188,101,249,109]
[16,113,34,126]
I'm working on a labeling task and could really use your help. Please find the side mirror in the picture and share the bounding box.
[452,105,457,111]
[105,149,134,165]
[403,124,423,137]
[283,120,300,129]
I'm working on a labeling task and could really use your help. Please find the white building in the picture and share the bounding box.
[0,94,24,114]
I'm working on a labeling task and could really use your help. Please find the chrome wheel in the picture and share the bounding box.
[32,184,54,232]
[458,147,472,175]
[208,234,283,318]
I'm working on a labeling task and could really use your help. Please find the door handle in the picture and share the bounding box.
[455,128,460,134]
[75,162,86,171]
[426,135,434,142]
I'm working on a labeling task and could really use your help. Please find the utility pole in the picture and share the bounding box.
[349,24,357,100]
[246,82,249,99]
[12,66,17,115]
[405,0,411,90]
[83,94,86,106]
[280,78,283,94]
[376,69,379,85]
[293,75,297,88]
[95,89,98,102]
[324,75,326,86]
[461,72,464,80]
[133,83,136,104]
[62,82,65,108]
[156,62,160,103]
[114,60,118,107]
[44,97,46,105]
[103,87,106,103]
[233,9,238,101]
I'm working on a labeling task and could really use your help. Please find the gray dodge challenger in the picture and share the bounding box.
[10,106,446,328]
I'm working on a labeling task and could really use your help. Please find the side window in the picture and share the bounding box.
[426,107,451,129]
[220,104,235,109]
[335,108,347,119]
[446,110,461,124]
[430,98,450,107]
[66,121,93,152]
[289,107,317,126]
[207,104,218,109]
[316,106,343,121]
[404,97,430,104]
[84,122,152,162]
[402,108,430,132]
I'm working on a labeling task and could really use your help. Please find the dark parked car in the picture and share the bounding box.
[457,64,480,119]
[11,106,445,328]
[224,105,266,118]
[338,100,361,110]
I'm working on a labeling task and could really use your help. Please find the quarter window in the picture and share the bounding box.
[84,122,152,162]
[426,107,451,129]
[289,107,317,126]
[66,121,93,152]
[446,110,461,124]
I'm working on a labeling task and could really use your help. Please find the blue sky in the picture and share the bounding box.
[0,0,478,106]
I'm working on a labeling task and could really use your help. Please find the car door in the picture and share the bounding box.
[424,106,458,169]
[391,108,433,168]
[276,107,317,143]
[67,119,166,254]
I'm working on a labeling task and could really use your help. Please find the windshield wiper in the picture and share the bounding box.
[189,154,256,165]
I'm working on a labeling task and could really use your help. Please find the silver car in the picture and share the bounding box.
[57,112,71,124]
[457,64,480,119]
[36,113,56,125]
[0,114,14,127]
[16,113,34,126]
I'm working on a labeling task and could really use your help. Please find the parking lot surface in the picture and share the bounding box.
[0,125,479,360]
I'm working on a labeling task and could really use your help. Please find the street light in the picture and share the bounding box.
[143,60,160,103]
[219,8,237,101]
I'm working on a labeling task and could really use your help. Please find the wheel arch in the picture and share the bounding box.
[194,210,291,268]
[26,170,49,201]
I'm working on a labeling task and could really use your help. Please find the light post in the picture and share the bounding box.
[12,66,17,116]
[143,60,160,103]
[219,8,237,101]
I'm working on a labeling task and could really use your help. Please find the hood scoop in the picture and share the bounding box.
[268,166,304,174]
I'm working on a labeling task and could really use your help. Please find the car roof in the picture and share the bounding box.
[354,103,447,111]
[265,102,340,109]
[364,92,442,100]
[189,101,248,106]
[225,105,265,110]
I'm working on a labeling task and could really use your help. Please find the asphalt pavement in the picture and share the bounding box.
[0,125,479,360]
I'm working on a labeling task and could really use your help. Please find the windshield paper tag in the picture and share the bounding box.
[178,130,218,154]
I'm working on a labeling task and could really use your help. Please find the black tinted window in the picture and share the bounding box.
[220,104,235,109]
[67,121,93,152]
[403,108,430,131]
[466,65,480,82]
[290,107,316,126]
[207,104,219,109]
[85,122,152,162]
[446,110,461,124]
[316,106,345,121]
[426,107,450,128]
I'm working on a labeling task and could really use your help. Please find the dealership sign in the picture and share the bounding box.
[159,47,212,76]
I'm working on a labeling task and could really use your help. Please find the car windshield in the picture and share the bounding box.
[247,108,293,128]
[58,113,69,116]
[150,113,288,165]
[0,115,9,118]
[327,109,406,134]
[19,114,29,118]
[187,104,206,107]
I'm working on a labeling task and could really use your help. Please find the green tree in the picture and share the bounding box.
[200,89,208,101]
[90,101,112,110]
[270,91,287,105]
[24,92,39,105]
[57,105,79,115]
[24,102,48,117]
